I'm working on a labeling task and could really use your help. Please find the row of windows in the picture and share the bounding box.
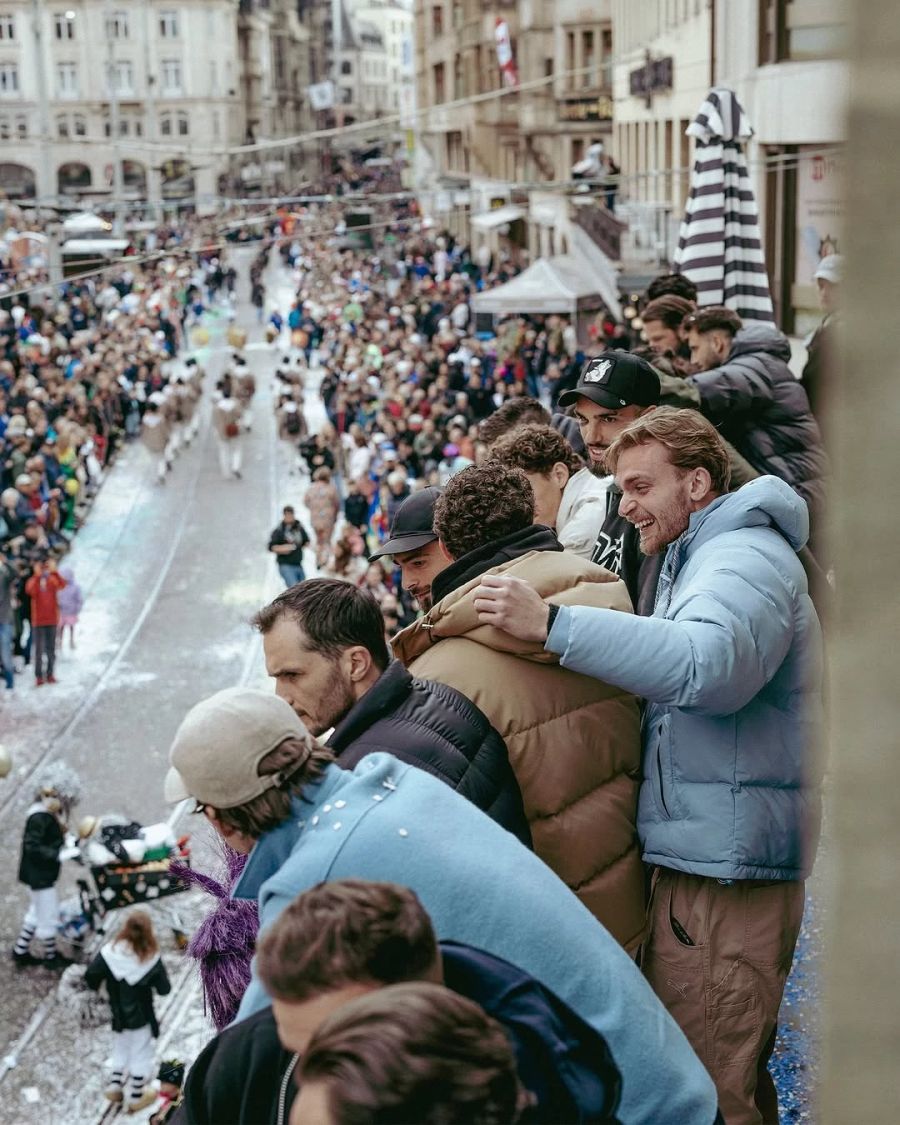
[0,111,26,138]
[363,57,387,78]
[56,111,189,136]
[0,109,191,140]
[56,112,87,137]
[0,10,181,42]
[0,59,184,97]
[2,107,195,143]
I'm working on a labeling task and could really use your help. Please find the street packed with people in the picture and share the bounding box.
[0,181,834,1124]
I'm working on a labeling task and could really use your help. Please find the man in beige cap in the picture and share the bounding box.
[165,688,323,856]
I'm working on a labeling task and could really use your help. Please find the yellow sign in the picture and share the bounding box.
[558,96,614,123]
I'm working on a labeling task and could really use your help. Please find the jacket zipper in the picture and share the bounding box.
[656,725,671,818]
[277,1053,300,1125]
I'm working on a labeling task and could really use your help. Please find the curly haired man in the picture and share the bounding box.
[392,461,645,954]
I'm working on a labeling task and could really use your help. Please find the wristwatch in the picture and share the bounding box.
[546,603,560,636]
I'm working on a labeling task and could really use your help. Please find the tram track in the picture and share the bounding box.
[0,268,287,1117]
[0,400,217,1097]
[0,389,214,824]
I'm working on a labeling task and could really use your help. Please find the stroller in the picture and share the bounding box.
[58,816,192,958]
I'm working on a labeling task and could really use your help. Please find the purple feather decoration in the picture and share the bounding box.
[170,841,261,1031]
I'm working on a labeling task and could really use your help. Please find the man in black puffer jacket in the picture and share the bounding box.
[684,308,828,537]
[252,578,531,847]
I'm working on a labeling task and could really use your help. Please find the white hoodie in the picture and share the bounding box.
[557,468,611,560]
[100,940,161,985]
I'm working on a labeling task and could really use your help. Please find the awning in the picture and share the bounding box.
[568,226,623,321]
[62,211,111,235]
[471,205,525,231]
[472,255,604,316]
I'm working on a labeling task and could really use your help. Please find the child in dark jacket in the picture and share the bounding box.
[13,764,81,968]
[85,911,171,1114]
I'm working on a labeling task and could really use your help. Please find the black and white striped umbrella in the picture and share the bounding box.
[674,87,775,324]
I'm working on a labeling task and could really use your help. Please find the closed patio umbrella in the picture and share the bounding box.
[674,86,775,324]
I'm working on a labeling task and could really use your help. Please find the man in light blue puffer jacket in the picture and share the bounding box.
[472,406,823,1125]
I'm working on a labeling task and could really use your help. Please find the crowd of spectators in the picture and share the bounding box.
[262,196,622,630]
[0,200,242,687]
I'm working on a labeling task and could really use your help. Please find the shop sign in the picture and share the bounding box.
[629,55,674,104]
[559,95,614,123]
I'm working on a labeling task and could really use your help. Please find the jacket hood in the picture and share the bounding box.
[101,941,161,985]
[431,524,562,605]
[730,323,792,363]
[685,475,809,553]
[392,549,632,668]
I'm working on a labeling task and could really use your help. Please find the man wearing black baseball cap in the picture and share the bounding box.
[558,352,662,615]
[558,352,660,477]
[370,486,445,612]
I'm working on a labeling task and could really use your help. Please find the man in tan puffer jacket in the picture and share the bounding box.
[391,463,646,954]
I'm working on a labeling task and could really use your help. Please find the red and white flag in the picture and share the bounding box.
[495,18,518,88]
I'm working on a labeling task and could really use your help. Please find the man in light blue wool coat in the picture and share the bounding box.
[165,686,719,1125]
[473,406,823,1125]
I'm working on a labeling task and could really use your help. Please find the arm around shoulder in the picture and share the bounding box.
[547,550,797,715]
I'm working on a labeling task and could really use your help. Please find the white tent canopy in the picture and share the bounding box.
[472,240,621,324]
[568,228,622,321]
[470,205,525,231]
[472,257,594,316]
[62,211,111,235]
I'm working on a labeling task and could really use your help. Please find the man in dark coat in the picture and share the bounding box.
[267,506,310,589]
[801,253,842,432]
[251,578,530,846]
[684,307,828,528]
[173,880,622,1125]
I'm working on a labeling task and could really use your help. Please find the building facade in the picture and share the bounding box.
[0,0,319,208]
[721,0,846,333]
[610,0,847,328]
[413,0,615,260]
[235,0,312,194]
[609,0,710,278]
[354,0,413,113]
[338,12,391,122]
[0,0,247,207]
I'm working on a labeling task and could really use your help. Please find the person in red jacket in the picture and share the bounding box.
[24,558,66,686]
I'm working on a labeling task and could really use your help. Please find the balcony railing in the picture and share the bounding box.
[572,203,627,262]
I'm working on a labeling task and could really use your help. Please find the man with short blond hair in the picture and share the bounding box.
[473,407,823,1123]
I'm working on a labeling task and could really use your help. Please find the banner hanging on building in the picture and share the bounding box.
[494,18,518,88]
[308,80,335,112]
